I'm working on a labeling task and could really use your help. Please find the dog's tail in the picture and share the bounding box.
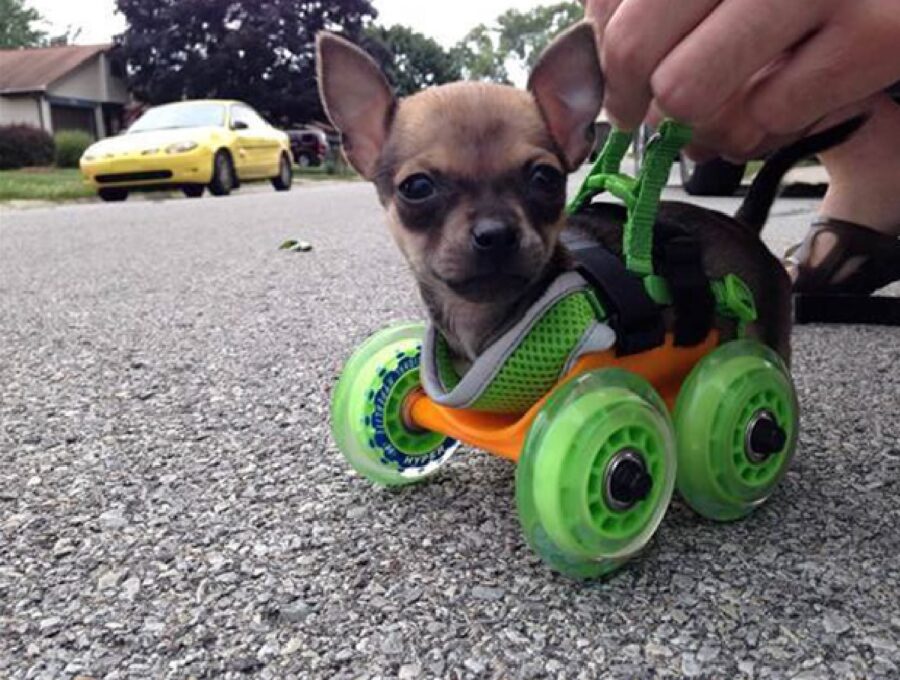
[734,116,867,233]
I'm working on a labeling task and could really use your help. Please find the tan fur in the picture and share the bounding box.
[383,84,563,269]
[316,33,394,179]
[376,83,569,358]
[388,83,562,181]
[317,26,794,365]
[316,26,605,360]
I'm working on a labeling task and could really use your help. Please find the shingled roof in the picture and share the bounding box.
[0,44,111,95]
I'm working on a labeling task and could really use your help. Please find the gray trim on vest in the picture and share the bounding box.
[561,321,617,376]
[420,272,600,409]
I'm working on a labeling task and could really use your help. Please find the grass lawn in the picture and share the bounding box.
[0,167,93,202]
[294,165,360,182]
[0,165,357,203]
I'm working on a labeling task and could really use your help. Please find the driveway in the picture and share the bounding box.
[1,183,898,679]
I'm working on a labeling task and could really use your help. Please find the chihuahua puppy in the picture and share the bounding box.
[317,24,854,365]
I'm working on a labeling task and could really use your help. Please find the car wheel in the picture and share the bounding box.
[680,156,746,196]
[98,188,128,202]
[183,184,204,198]
[271,154,293,192]
[208,150,235,196]
[296,153,312,168]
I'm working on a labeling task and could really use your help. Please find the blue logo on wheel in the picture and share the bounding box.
[367,351,455,471]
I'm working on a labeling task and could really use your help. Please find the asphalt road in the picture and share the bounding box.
[1,180,898,680]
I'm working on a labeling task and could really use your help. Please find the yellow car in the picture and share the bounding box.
[80,99,293,202]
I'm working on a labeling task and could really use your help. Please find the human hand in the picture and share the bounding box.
[582,0,900,160]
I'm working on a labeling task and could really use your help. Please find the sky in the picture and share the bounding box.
[28,0,553,47]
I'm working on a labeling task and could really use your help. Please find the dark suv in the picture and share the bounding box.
[287,129,327,167]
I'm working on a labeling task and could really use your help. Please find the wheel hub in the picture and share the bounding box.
[604,449,653,511]
[745,410,787,463]
[400,388,428,434]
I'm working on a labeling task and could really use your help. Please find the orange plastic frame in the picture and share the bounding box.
[408,331,719,463]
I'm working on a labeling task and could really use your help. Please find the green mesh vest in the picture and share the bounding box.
[420,273,614,414]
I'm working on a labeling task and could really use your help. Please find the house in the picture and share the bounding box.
[0,44,129,140]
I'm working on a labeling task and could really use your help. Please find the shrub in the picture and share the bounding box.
[54,130,93,168]
[0,124,55,170]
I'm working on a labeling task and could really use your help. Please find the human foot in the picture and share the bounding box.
[786,95,900,292]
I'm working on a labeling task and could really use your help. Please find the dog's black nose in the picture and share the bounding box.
[471,219,519,254]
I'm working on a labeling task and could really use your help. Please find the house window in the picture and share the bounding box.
[50,104,97,139]
[102,103,124,137]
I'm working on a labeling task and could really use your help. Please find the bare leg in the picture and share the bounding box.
[786,94,900,300]
[818,94,900,236]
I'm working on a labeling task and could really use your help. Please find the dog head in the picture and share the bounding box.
[317,24,604,305]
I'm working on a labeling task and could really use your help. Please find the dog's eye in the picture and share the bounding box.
[529,164,565,193]
[398,174,436,202]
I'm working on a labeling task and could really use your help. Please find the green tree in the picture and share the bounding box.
[453,24,510,83]
[0,0,46,48]
[454,2,582,82]
[497,2,583,69]
[115,0,376,125]
[363,24,461,97]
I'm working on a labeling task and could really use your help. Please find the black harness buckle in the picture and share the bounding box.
[562,221,715,355]
[658,235,715,347]
[562,235,666,356]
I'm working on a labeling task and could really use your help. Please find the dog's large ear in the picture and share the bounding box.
[528,22,605,171]
[317,32,395,179]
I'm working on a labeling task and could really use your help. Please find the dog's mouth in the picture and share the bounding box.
[436,272,532,301]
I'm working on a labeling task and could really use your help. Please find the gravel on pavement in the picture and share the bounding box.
[1,182,898,679]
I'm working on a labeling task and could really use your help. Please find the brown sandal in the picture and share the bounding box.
[784,217,900,325]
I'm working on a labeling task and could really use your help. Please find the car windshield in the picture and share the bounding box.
[129,103,225,132]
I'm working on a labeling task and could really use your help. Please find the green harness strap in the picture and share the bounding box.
[568,120,692,277]
[567,120,758,331]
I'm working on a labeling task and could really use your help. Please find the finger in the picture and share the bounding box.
[582,0,626,106]
[807,97,880,138]
[582,0,627,38]
[645,99,665,128]
[681,143,718,164]
[690,101,769,162]
[651,0,834,125]
[643,99,719,161]
[647,91,764,162]
[691,106,797,164]
[683,64,787,161]
[688,95,877,164]
[748,4,900,135]
[600,0,722,130]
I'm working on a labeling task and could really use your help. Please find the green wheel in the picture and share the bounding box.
[516,369,677,579]
[674,339,798,521]
[331,322,458,486]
